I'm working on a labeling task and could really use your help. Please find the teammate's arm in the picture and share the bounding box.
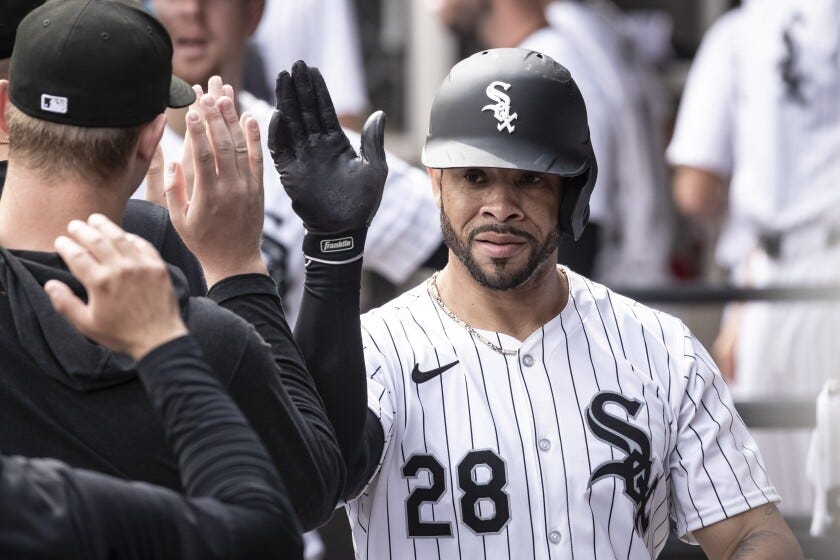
[161,78,345,530]
[269,61,389,496]
[692,503,803,559]
[672,166,728,219]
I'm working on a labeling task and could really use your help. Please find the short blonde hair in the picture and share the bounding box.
[6,102,145,183]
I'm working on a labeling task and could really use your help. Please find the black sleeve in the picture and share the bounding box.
[0,336,302,560]
[207,274,345,529]
[123,200,207,297]
[293,232,386,499]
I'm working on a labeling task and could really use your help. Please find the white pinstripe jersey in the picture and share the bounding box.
[350,267,778,559]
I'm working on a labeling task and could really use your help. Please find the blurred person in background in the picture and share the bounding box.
[142,0,444,327]
[430,0,673,286]
[668,0,840,516]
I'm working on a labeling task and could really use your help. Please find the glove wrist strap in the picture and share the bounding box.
[303,228,367,266]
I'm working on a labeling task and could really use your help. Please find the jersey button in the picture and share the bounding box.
[549,530,561,544]
[538,438,551,452]
[522,354,535,367]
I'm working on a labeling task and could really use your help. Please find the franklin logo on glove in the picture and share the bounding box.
[320,238,354,253]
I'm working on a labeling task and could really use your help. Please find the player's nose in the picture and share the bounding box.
[479,180,524,223]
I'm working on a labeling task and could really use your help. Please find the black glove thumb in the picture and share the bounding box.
[359,110,387,170]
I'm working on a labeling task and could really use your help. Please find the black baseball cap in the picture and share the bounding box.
[9,0,195,127]
[0,1,46,59]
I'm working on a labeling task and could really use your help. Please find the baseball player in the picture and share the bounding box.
[274,52,802,559]
[430,0,672,285]
[668,0,840,515]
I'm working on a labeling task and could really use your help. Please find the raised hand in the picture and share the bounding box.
[45,214,188,361]
[268,60,388,235]
[164,82,267,287]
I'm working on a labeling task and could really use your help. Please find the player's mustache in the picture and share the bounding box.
[468,224,536,243]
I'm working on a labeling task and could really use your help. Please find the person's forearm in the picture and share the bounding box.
[295,255,368,471]
[136,336,289,513]
[207,273,345,528]
[726,529,803,560]
[293,230,383,497]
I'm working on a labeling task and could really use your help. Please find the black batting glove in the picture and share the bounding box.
[268,61,388,264]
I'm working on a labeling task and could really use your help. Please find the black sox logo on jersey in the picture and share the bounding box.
[586,391,660,536]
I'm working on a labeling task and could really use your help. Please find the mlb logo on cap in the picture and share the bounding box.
[40,94,68,115]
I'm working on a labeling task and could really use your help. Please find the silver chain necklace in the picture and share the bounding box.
[427,272,519,356]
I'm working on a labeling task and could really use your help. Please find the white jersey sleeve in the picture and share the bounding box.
[669,326,779,543]
[666,9,740,175]
[354,324,397,498]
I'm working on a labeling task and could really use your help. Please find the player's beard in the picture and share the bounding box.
[440,205,560,291]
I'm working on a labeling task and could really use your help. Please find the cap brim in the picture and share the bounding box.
[168,75,195,108]
[422,137,588,177]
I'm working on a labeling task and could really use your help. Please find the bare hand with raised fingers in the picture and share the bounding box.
[269,60,388,236]
[165,85,267,288]
[44,214,188,361]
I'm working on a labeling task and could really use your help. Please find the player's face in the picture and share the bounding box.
[433,167,562,291]
[150,0,263,87]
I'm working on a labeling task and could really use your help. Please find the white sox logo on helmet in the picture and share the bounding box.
[482,81,518,133]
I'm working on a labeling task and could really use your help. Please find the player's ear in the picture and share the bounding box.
[0,80,10,135]
[428,167,442,209]
[136,114,167,162]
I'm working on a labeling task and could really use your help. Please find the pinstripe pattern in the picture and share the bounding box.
[347,268,778,559]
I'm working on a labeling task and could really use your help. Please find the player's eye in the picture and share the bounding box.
[463,169,486,184]
[519,172,544,186]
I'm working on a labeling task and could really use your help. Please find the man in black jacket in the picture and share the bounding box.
[2,213,302,559]
[0,0,343,530]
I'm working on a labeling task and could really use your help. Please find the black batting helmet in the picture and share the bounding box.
[421,48,597,240]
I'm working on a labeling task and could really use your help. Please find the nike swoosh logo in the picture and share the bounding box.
[411,360,460,384]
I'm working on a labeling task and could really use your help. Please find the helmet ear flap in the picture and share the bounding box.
[558,159,597,240]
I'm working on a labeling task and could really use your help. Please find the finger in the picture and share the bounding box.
[275,70,305,145]
[217,96,250,177]
[164,161,190,229]
[190,85,204,111]
[222,84,235,100]
[267,109,295,169]
[186,105,219,198]
[54,235,103,285]
[44,280,90,333]
[244,115,264,187]
[198,94,238,181]
[65,220,120,265]
[208,75,224,99]
[144,144,167,206]
[87,213,139,260]
[310,67,341,133]
[360,110,388,169]
[291,60,321,135]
